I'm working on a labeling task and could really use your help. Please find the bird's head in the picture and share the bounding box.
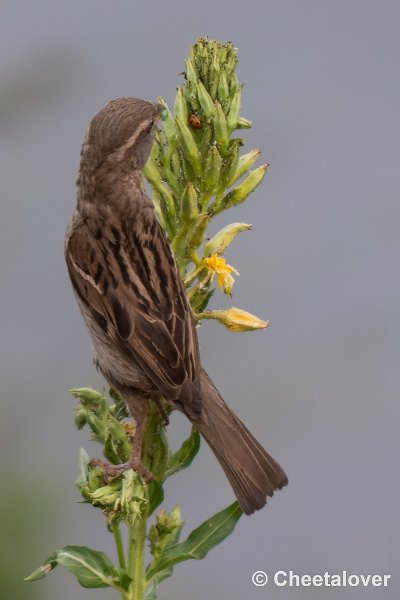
[80,97,162,174]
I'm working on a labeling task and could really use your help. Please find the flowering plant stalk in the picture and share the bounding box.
[26,37,270,599]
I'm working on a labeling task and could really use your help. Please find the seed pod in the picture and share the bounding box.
[213,101,229,156]
[221,164,268,210]
[203,222,252,256]
[175,117,203,177]
[204,144,222,194]
[174,87,188,123]
[196,79,216,119]
[226,88,241,133]
[231,149,261,184]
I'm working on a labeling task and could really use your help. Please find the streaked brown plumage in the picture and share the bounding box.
[65,97,288,514]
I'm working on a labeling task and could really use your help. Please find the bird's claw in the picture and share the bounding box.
[89,457,154,483]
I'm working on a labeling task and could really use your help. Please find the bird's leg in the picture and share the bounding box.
[90,392,153,483]
[152,392,170,426]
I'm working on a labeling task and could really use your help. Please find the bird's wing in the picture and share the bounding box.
[65,213,201,409]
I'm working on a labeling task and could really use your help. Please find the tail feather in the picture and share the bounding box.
[190,369,288,515]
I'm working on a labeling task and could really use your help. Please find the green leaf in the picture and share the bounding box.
[146,581,159,599]
[57,545,123,589]
[165,429,201,478]
[26,545,131,590]
[146,502,242,579]
[147,480,164,516]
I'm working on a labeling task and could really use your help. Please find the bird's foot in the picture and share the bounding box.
[89,457,153,483]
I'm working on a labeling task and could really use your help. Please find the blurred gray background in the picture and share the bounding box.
[1,1,399,599]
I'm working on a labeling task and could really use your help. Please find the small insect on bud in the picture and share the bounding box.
[188,114,202,129]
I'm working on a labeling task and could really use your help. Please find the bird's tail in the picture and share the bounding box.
[191,369,288,515]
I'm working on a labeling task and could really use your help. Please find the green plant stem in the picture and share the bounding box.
[127,516,147,600]
[112,522,127,571]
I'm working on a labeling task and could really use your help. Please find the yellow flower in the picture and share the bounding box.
[202,253,239,294]
[198,307,270,332]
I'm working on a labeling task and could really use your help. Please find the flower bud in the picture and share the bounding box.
[143,162,176,221]
[213,102,229,156]
[175,117,202,177]
[185,59,198,88]
[226,88,241,133]
[231,149,261,184]
[88,480,122,507]
[204,144,222,194]
[180,183,198,223]
[209,53,220,98]
[200,307,270,332]
[217,69,230,108]
[188,213,209,250]
[225,51,237,79]
[149,505,183,559]
[221,164,268,210]
[237,116,252,128]
[174,87,188,123]
[157,98,176,144]
[218,43,228,64]
[203,222,252,256]
[70,388,103,403]
[196,79,216,119]
[220,139,240,189]
[230,74,240,96]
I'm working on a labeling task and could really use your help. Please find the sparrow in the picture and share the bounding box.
[65,97,288,515]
